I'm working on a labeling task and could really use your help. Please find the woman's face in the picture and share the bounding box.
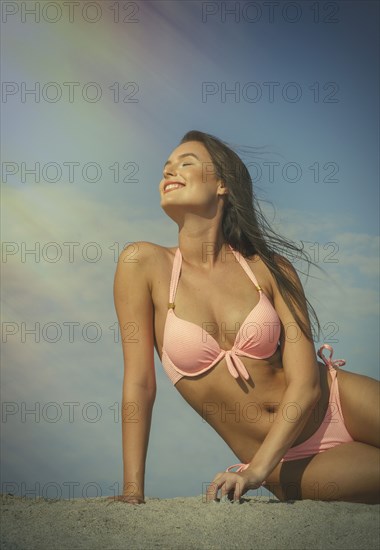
[159,141,226,214]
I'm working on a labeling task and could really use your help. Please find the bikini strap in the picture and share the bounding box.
[317,344,346,368]
[228,245,262,293]
[169,245,261,307]
[168,248,182,307]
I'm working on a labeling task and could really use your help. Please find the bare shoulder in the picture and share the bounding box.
[245,251,301,298]
[116,241,176,287]
[117,240,162,261]
[271,252,304,293]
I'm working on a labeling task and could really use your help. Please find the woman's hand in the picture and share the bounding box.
[205,467,266,503]
[106,495,145,505]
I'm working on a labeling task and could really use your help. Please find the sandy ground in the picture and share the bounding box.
[1,493,379,550]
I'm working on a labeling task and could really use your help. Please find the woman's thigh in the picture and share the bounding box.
[266,441,380,504]
[337,368,380,447]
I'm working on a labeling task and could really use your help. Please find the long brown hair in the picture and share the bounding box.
[179,130,322,342]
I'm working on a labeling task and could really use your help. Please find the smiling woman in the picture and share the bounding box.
[108,130,380,506]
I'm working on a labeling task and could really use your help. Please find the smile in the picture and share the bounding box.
[164,183,185,193]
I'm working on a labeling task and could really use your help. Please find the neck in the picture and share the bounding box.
[176,215,232,269]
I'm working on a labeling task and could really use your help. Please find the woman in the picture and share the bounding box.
[110,130,379,505]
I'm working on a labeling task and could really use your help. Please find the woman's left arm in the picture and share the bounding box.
[206,255,322,502]
[246,255,322,480]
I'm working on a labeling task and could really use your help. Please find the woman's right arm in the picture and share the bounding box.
[111,242,156,504]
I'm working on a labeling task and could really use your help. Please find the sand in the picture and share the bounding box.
[1,493,379,550]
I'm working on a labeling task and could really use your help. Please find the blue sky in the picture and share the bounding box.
[1,0,379,499]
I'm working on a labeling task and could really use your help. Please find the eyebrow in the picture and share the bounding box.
[163,153,200,168]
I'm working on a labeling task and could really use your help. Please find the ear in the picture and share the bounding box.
[217,182,229,196]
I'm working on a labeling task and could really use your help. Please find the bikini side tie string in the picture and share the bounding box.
[317,343,346,369]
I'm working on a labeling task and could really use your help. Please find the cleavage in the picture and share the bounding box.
[174,285,260,351]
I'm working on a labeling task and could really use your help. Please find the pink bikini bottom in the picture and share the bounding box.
[226,344,354,482]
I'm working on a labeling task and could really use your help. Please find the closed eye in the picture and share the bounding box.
[162,162,193,176]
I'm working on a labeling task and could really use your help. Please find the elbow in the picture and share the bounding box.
[288,380,321,406]
[308,383,322,406]
[137,382,157,400]
[123,379,157,401]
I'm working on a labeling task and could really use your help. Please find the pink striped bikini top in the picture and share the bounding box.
[161,245,281,386]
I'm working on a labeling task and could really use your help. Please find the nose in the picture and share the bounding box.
[161,167,176,192]
[163,166,177,179]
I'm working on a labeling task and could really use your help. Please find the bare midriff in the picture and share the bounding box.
[157,347,330,464]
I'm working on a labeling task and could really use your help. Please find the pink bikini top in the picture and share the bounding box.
[161,245,281,385]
